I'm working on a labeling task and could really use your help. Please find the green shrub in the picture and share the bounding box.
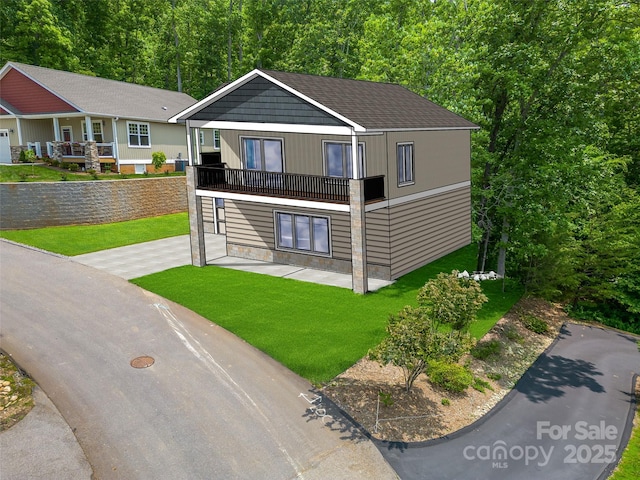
[87,169,98,180]
[68,163,79,172]
[487,372,502,381]
[471,339,502,360]
[19,149,36,163]
[502,324,524,343]
[151,151,167,172]
[441,398,450,406]
[60,172,68,181]
[472,377,494,393]
[520,313,549,334]
[427,361,473,393]
[51,159,60,168]
[378,391,394,407]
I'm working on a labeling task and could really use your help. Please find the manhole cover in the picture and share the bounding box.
[130,356,155,369]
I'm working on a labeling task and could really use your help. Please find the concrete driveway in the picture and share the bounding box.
[378,323,639,480]
[0,240,397,479]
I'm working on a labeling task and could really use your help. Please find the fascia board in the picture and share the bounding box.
[187,120,354,136]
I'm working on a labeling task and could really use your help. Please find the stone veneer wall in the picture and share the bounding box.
[0,177,186,229]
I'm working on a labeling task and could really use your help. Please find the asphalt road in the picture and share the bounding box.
[378,323,640,480]
[0,241,397,480]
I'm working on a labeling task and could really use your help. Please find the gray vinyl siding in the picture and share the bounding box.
[202,197,214,225]
[386,130,471,200]
[218,130,388,181]
[365,210,392,266]
[189,77,347,127]
[386,186,472,279]
[225,200,351,260]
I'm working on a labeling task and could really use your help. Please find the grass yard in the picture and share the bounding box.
[609,379,639,480]
[0,213,189,256]
[0,164,184,182]
[132,244,523,384]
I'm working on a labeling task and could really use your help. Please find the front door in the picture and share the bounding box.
[0,130,11,164]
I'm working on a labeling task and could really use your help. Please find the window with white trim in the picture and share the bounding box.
[276,212,330,255]
[213,129,221,150]
[199,130,205,145]
[127,122,150,147]
[82,121,104,142]
[323,141,365,178]
[397,142,414,185]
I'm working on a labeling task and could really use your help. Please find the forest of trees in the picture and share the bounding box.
[1,0,638,330]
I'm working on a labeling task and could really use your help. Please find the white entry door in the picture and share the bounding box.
[0,130,11,164]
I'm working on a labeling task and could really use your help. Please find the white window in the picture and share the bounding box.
[397,143,414,185]
[276,212,330,255]
[213,130,221,150]
[323,141,364,178]
[241,137,283,172]
[82,121,104,142]
[127,122,150,147]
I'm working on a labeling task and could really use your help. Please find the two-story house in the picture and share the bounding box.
[170,69,478,293]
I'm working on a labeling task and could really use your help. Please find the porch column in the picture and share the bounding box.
[349,178,368,294]
[351,130,360,179]
[53,118,61,141]
[186,166,206,267]
[186,120,193,165]
[111,118,120,171]
[84,115,100,172]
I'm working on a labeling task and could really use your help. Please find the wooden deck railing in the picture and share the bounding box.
[196,166,385,204]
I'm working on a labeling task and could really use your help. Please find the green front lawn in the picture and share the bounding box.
[0,213,189,256]
[132,244,523,384]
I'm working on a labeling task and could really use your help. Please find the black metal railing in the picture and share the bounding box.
[196,166,385,204]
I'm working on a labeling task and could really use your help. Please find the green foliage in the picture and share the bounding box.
[18,172,27,182]
[487,372,502,381]
[417,271,488,331]
[87,169,98,180]
[441,398,450,406]
[378,391,394,407]
[19,150,36,163]
[370,272,483,392]
[68,163,79,172]
[502,324,524,343]
[151,151,167,172]
[60,172,68,181]
[472,377,494,394]
[427,361,473,394]
[471,340,502,361]
[520,314,549,335]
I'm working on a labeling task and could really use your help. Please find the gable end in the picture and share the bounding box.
[0,68,78,114]
[188,76,347,127]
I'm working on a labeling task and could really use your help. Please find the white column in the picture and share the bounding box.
[194,127,201,165]
[53,117,61,141]
[351,130,360,178]
[186,120,193,166]
[16,118,23,145]
[84,115,94,141]
[111,118,120,168]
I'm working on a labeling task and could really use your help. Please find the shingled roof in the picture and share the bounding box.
[262,70,477,130]
[173,69,477,131]
[1,62,197,122]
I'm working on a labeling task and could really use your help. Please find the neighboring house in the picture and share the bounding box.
[0,62,213,173]
[171,69,478,293]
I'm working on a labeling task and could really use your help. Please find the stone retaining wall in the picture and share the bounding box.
[0,177,187,229]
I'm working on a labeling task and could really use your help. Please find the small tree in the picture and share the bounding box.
[151,151,167,172]
[369,271,487,392]
[417,271,488,331]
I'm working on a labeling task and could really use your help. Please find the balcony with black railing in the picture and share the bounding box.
[196,166,385,204]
